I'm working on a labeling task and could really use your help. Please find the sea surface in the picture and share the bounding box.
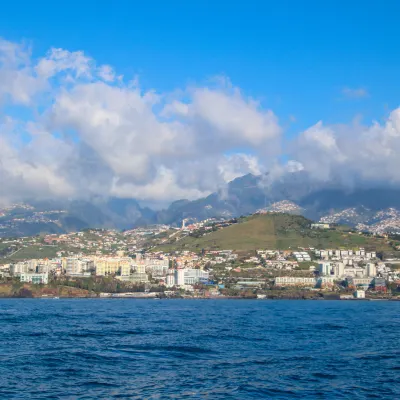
[0,299,399,399]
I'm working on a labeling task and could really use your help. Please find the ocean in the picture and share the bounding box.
[0,299,399,399]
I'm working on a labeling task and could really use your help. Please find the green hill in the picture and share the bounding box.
[156,213,392,253]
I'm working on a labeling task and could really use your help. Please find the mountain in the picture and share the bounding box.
[2,172,400,237]
[64,198,156,230]
[0,198,156,237]
[155,174,400,232]
[155,174,267,225]
[320,207,400,234]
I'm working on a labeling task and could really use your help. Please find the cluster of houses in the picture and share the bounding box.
[273,247,400,292]
[0,251,212,290]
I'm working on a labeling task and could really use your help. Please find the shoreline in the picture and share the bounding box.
[0,296,398,301]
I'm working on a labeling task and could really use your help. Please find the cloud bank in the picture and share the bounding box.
[0,38,399,207]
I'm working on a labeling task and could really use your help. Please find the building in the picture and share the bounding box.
[319,260,345,277]
[95,259,118,276]
[20,272,48,284]
[147,264,168,277]
[366,263,377,277]
[344,267,366,277]
[118,273,148,283]
[274,277,316,287]
[346,277,374,289]
[365,252,377,259]
[135,264,146,274]
[174,269,185,286]
[26,259,38,271]
[333,263,345,277]
[354,290,365,299]
[166,273,175,287]
[318,262,331,275]
[184,269,209,285]
[36,263,50,274]
[373,277,387,292]
[311,223,330,229]
[64,258,81,275]
[235,281,265,289]
[316,276,336,288]
[120,262,131,276]
[10,262,28,276]
[95,257,133,276]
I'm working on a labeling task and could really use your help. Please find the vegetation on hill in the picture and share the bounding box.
[156,213,393,253]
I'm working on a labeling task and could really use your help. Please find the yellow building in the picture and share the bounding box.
[135,263,146,274]
[95,257,133,276]
[120,261,131,276]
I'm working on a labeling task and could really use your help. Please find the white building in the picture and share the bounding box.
[147,264,169,277]
[20,272,48,284]
[184,269,209,285]
[10,262,28,276]
[347,277,374,287]
[344,267,365,277]
[317,276,337,287]
[163,268,193,286]
[275,277,316,286]
[65,258,81,275]
[311,223,330,229]
[36,263,50,274]
[367,263,377,277]
[354,290,365,299]
[26,259,38,271]
[166,273,175,287]
[333,263,345,277]
[65,258,93,276]
[318,262,332,276]
[174,269,185,286]
[118,273,148,283]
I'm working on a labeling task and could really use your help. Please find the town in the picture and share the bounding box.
[1,215,400,299]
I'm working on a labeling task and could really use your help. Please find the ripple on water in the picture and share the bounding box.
[0,299,399,399]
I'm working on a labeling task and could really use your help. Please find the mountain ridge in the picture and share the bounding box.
[1,173,400,236]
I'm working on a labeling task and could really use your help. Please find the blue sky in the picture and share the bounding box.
[1,1,400,204]
[1,0,399,136]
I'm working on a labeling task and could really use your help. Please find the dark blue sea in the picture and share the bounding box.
[0,299,399,399]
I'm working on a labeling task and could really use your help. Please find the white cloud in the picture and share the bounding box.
[291,109,400,186]
[0,39,45,105]
[163,81,281,150]
[0,38,283,205]
[35,47,92,79]
[342,87,369,99]
[97,64,115,82]
[218,154,262,183]
[0,119,75,202]
[1,37,400,208]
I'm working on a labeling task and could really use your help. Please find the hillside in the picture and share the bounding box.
[156,213,393,253]
[0,283,94,298]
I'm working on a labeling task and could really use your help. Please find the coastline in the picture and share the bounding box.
[0,282,397,301]
[0,295,397,301]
